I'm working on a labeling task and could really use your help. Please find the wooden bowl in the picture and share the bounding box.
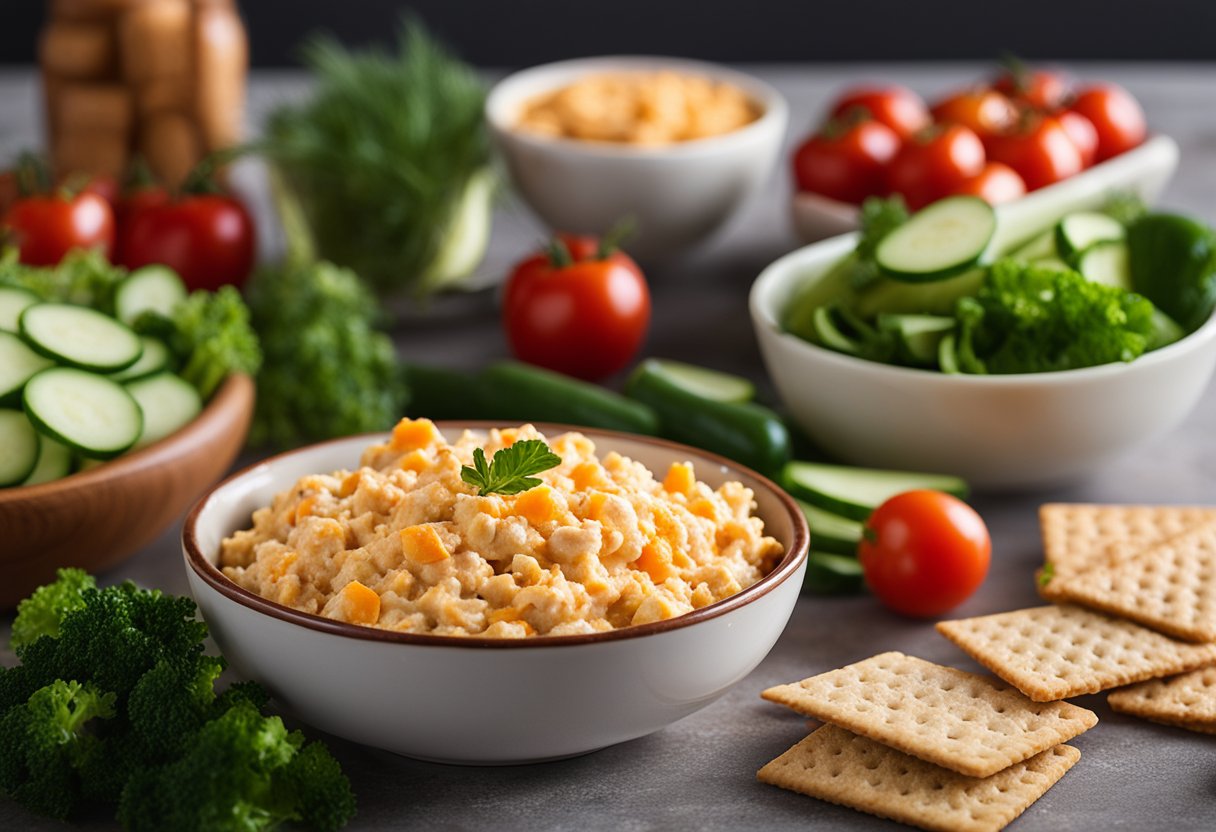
[0,373,255,609]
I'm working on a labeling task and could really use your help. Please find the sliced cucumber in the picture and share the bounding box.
[1148,309,1185,351]
[114,265,187,326]
[798,499,863,556]
[803,551,865,595]
[23,367,143,459]
[1077,240,1131,290]
[0,286,40,332]
[19,303,143,373]
[126,372,202,448]
[640,359,755,404]
[0,409,40,486]
[784,460,970,522]
[938,333,961,374]
[109,337,171,383]
[878,314,956,366]
[0,330,55,404]
[22,435,73,486]
[875,197,997,283]
[1008,230,1058,261]
[1033,257,1074,272]
[812,306,865,355]
[1055,212,1125,263]
[855,269,984,319]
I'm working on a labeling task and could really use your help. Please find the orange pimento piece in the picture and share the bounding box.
[587,491,610,521]
[389,417,439,452]
[498,428,519,447]
[338,472,362,498]
[514,485,559,525]
[399,524,450,564]
[340,580,381,624]
[663,462,695,495]
[290,496,318,526]
[398,449,430,473]
[571,461,606,490]
[688,498,718,521]
[268,551,298,581]
[636,538,678,583]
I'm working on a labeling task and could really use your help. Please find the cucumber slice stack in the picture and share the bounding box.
[0,264,205,490]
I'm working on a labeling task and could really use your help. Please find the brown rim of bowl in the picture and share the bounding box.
[0,373,254,505]
[183,420,810,650]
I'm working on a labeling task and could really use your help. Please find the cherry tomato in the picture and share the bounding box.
[953,162,1026,205]
[792,119,900,204]
[986,115,1083,191]
[117,193,255,291]
[930,88,1017,141]
[66,174,120,211]
[885,125,986,210]
[830,85,930,140]
[3,191,114,266]
[114,184,170,238]
[1069,84,1147,162]
[1058,110,1099,169]
[993,67,1071,112]
[503,233,650,381]
[859,490,991,618]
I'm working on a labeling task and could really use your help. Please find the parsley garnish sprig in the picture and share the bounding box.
[461,439,562,496]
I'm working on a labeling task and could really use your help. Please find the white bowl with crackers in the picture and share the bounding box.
[486,56,788,260]
[182,422,808,764]
[751,235,1216,490]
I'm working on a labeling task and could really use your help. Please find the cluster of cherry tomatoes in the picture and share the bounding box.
[793,65,1148,210]
[0,162,255,292]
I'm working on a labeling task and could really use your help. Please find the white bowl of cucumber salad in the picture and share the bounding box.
[751,177,1216,490]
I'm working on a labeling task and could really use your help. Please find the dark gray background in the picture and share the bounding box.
[5,0,1216,66]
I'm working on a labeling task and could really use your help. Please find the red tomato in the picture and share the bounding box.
[117,193,255,291]
[1058,110,1099,169]
[114,185,170,239]
[72,174,119,210]
[993,67,1071,112]
[859,490,991,618]
[986,116,1083,191]
[503,234,650,381]
[3,191,114,266]
[792,119,900,204]
[885,125,986,210]
[830,85,930,140]
[929,88,1017,141]
[1070,84,1147,162]
[953,162,1026,205]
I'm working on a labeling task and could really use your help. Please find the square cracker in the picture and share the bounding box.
[936,605,1216,702]
[1038,503,1216,589]
[757,724,1080,832]
[1047,523,1216,642]
[761,652,1097,778]
[1108,666,1216,727]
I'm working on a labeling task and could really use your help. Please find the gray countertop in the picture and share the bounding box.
[3,64,1216,831]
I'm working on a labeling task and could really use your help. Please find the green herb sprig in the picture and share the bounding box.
[461,440,562,496]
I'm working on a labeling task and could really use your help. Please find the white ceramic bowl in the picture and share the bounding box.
[486,56,788,260]
[751,233,1216,491]
[183,424,808,764]
[790,134,1180,244]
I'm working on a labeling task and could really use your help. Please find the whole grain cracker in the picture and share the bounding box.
[1048,523,1216,642]
[1108,667,1216,727]
[761,652,1097,778]
[1038,504,1216,592]
[757,724,1080,832]
[936,605,1216,702]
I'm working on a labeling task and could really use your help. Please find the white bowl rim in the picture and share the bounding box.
[485,55,789,160]
[183,421,809,651]
[750,235,1216,386]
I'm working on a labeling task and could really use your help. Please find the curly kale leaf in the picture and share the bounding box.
[956,259,1155,374]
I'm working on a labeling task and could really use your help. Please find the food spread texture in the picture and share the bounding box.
[220,420,783,637]
[516,71,759,145]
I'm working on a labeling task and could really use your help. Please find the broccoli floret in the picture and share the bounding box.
[127,655,226,763]
[117,701,354,832]
[10,568,95,653]
[246,259,406,449]
[0,249,127,310]
[956,259,1155,374]
[139,286,261,399]
[0,680,116,819]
